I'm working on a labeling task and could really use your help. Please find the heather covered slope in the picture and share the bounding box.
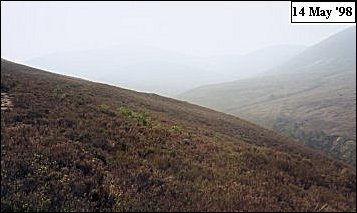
[1,59,356,212]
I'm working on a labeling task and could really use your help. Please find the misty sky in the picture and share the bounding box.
[1,1,352,63]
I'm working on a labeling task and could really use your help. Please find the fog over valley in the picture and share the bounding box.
[1,1,350,96]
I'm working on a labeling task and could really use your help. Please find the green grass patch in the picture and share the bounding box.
[116,106,152,126]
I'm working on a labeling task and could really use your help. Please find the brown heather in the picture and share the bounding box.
[1,59,356,212]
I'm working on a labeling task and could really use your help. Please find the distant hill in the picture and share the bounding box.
[1,59,355,211]
[26,44,305,96]
[180,27,356,165]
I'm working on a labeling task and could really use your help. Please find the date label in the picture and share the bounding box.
[291,2,355,23]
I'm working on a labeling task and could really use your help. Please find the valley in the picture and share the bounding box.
[180,27,356,166]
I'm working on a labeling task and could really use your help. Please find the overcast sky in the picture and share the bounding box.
[1,1,351,63]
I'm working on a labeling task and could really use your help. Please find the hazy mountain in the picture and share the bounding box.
[27,45,209,95]
[1,59,355,211]
[266,26,356,77]
[180,27,356,165]
[26,44,305,96]
[192,44,306,79]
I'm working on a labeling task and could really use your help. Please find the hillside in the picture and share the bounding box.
[179,27,356,166]
[1,59,356,212]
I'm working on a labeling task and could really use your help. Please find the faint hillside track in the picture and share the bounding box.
[1,92,13,110]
